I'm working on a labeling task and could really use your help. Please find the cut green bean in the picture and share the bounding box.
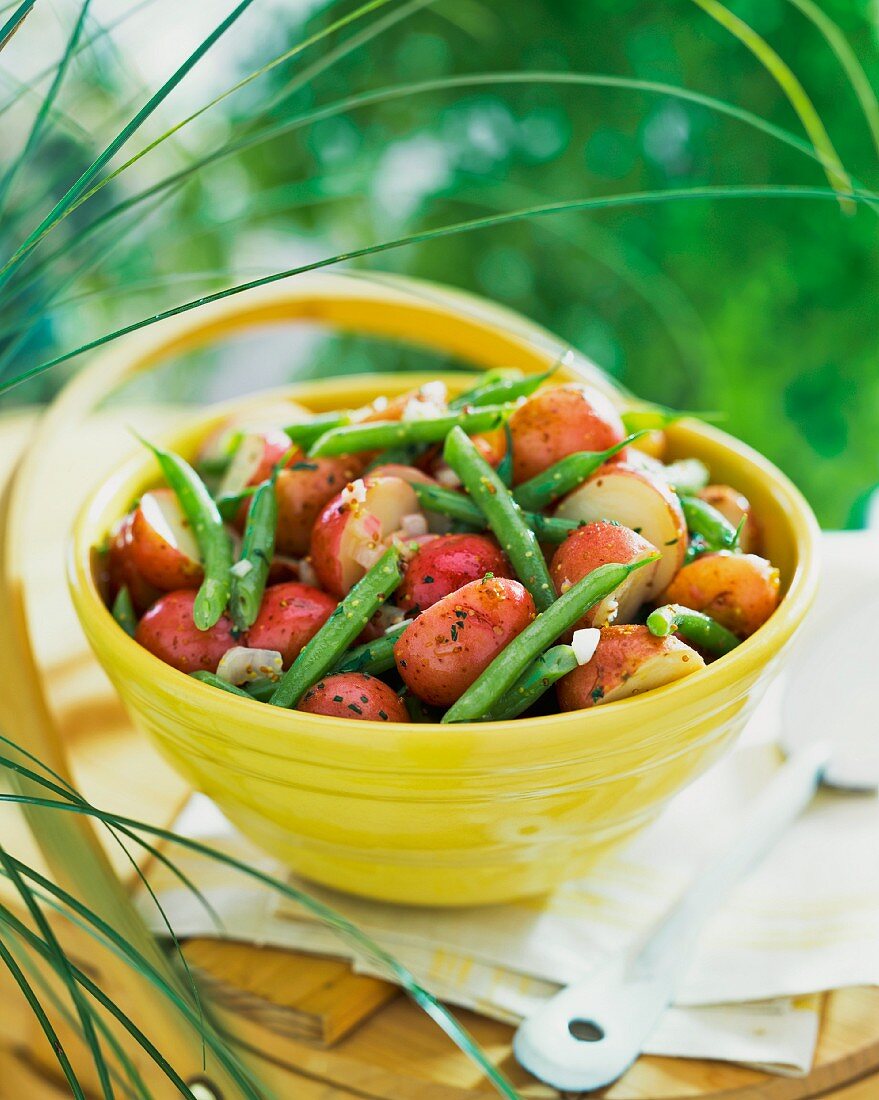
[484,645,578,721]
[308,404,514,458]
[512,432,648,512]
[189,671,253,698]
[448,368,521,409]
[330,624,409,676]
[215,485,256,522]
[662,458,710,495]
[111,586,137,637]
[680,495,739,551]
[410,481,581,544]
[141,438,232,631]
[443,557,658,723]
[269,546,403,709]
[496,422,514,489]
[443,427,556,611]
[647,604,740,656]
[449,363,559,409]
[284,411,352,448]
[229,476,278,632]
[621,404,724,432]
[244,678,277,702]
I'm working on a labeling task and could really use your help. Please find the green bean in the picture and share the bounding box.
[647,604,740,656]
[448,368,521,409]
[443,427,556,611]
[284,411,352,448]
[330,624,409,676]
[189,671,253,698]
[663,458,710,495]
[111,586,137,637]
[410,481,581,544]
[680,495,739,551]
[244,678,277,702]
[229,477,278,632]
[269,546,403,709]
[512,432,648,512]
[308,404,514,458]
[402,691,435,723]
[449,363,559,409]
[496,422,514,488]
[484,645,578,721]
[215,485,256,522]
[141,438,233,630]
[443,558,657,723]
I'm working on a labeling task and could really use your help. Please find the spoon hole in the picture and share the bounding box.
[568,1018,605,1042]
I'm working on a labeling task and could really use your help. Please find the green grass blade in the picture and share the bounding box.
[0,0,35,51]
[4,182,873,394]
[691,0,852,207]
[0,843,114,1098]
[0,0,258,290]
[785,0,879,158]
[0,931,87,1098]
[0,0,93,215]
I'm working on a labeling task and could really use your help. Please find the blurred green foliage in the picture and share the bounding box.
[3,0,878,527]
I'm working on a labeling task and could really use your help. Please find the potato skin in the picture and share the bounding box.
[394,576,536,708]
[135,590,235,673]
[245,582,337,667]
[697,484,761,554]
[509,384,626,484]
[274,456,362,557]
[106,512,161,613]
[397,534,511,613]
[298,673,408,722]
[662,551,780,638]
[129,489,203,591]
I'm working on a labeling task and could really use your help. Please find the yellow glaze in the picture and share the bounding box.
[68,281,819,906]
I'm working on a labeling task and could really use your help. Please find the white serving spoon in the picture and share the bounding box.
[514,596,879,1093]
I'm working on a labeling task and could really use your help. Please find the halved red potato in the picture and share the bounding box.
[549,521,658,629]
[557,624,704,710]
[367,463,438,486]
[135,590,235,673]
[554,464,686,598]
[129,488,203,591]
[698,484,761,554]
[509,384,626,484]
[106,512,161,613]
[274,455,363,557]
[197,399,311,468]
[217,428,294,499]
[395,576,536,708]
[298,672,409,722]
[662,551,780,638]
[245,582,337,667]
[310,476,421,597]
[397,533,511,613]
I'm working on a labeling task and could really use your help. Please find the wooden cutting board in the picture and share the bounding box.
[2,405,879,1100]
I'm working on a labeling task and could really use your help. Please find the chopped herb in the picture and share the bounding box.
[348,703,363,715]
[423,575,435,584]
[333,695,343,703]
[378,709,389,721]
[591,685,605,704]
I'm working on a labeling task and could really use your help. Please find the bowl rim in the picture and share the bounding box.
[69,372,821,752]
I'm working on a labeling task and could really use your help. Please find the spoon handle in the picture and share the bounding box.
[513,740,830,1093]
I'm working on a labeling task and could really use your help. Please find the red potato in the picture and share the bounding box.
[662,551,780,638]
[397,533,511,614]
[549,521,659,629]
[245,582,337,667]
[430,427,507,485]
[218,428,295,499]
[557,624,704,711]
[310,476,421,597]
[197,399,311,468]
[135,590,235,673]
[509,384,627,484]
[367,463,438,486]
[128,488,203,591]
[274,455,363,557]
[298,673,408,722]
[554,464,686,598]
[698,484,761,554]
[106,512,161,613]
[395,576,536,708]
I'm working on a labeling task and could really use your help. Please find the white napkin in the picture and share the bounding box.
[136,532,879,1076]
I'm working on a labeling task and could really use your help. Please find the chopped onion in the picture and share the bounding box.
[373,604,405,632]
[217,647,283,685]
[340,478,368,506]
[384,618,409,635]
[400,512,428,537]
[435,466,462,489]
[297,558,318,587]
[572,628,601,666]
[420,381,447,405]
[352,540,385,570]
[230,559,253,579]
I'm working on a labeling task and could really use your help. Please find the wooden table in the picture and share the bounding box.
[1,407,877,1099]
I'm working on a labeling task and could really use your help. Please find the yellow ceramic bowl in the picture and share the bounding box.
[69,370,819,907]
